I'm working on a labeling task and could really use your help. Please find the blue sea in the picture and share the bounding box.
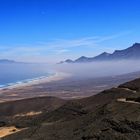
[0,63,53,88]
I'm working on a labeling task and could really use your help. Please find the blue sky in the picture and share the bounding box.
[0,0,140,63]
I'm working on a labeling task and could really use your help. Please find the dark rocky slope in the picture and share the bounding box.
[2,78,140,140]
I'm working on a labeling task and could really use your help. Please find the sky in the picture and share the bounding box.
[0,0,140,63]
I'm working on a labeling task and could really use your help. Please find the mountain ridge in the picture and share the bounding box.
[61,43,140,63]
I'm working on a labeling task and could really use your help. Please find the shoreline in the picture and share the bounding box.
[0,71,140,103]
[0,72,71,91]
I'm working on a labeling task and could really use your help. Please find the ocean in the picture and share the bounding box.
[0,63,53,88]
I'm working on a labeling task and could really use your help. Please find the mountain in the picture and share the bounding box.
[64,59,73,63]
[92,52,111,61]
[0,59,16,64]
[2,77,140,140]
[62,43,140,63]
[110,43,140,60]
[75,56,91,63]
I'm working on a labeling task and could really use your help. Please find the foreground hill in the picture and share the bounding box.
[62,43,140,63]
[1,78,140,140]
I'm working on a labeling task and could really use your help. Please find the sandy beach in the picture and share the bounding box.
[0,72,71,91]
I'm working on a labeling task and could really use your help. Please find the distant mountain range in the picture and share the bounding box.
[61,43,140,63]
[0,59,28,64]
[0,59,17,64]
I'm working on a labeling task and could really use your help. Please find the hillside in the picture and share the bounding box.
[1,78,140,140]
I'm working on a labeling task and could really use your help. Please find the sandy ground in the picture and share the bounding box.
[0,126,26,138]
[0,111,42,138]
[14,111,42,117]
[117,98,140,104]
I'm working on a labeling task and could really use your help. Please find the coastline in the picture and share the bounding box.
[0,72,71,91]
[0,71,140,103]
